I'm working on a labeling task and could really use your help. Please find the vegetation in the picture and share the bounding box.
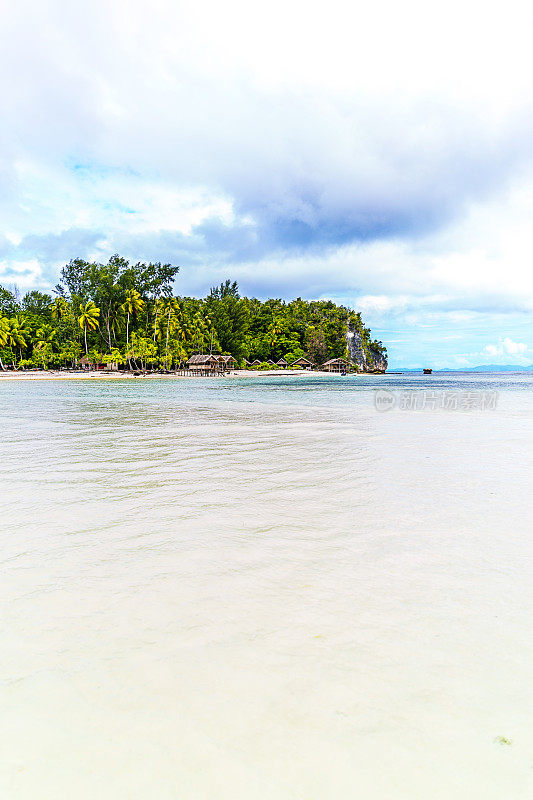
[0,255,386,370]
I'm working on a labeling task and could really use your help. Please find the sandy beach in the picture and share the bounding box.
[0,369,369,381]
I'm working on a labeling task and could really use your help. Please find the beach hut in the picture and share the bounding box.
[322,357,348,373]
[290,357,314,370]
[187,354,220,372]
[220,355,237,370]
[78,356,118,371]
[276,358,288,368]
[267,359,276,366]
[251,359,262,367]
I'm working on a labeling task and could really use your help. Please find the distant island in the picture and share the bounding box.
[0,255,387,373]
[438,364,533,372]
[395,365,533,373]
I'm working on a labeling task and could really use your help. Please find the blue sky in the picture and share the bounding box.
[1,0,532,367]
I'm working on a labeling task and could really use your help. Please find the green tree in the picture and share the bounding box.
[141,261,180,341]
[160,298,180,368]
[22,290,53,318]
[306,326,327,366]
[33,342,53,370]
[51,297,68,322]
[127,332,157,371]
[0,287,20,315]
[58,340,82,368]
[0,316,9,370]
[6,317,28,359]
[121,289,145,366]
[205,281,249,360]
[78,301,100,354]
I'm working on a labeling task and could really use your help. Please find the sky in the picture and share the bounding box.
[1,0,533,367]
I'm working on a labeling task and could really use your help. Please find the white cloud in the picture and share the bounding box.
[3,0,533,247]
[0,259,45,290]
[485,338,528,357]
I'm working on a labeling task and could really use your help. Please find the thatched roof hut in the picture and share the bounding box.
[290,357,314,370]
[322,358,348,372]
[276,358,288,367]
[187,354,219,370]
[251,359,262,366]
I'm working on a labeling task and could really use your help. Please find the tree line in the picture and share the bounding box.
[0,255,386,370]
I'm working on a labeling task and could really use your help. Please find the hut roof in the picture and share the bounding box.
[291,357,314,366]
[276,358,288,365]
[220,354,236,363]
[251,359,262,365]
[187,354,218,365]
[267,359,275,365]
[323,357,347,366]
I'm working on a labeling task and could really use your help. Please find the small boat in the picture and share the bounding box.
[423,368,432,374]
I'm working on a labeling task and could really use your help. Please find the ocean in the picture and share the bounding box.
[1,372,532,799]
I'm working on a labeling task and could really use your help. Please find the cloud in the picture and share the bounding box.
[0,259,46,291]
[485,338,528,357]
[3,0,533,253]
[1,0,533,367]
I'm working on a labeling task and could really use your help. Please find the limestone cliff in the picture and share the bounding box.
[346,327,388,373]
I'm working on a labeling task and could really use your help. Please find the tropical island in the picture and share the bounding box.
[0,255,387,374]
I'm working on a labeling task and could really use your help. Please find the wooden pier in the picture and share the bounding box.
[174,368,227,377]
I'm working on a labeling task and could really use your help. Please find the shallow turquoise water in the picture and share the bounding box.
[1,373,532,799]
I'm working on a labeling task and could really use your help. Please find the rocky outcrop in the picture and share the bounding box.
[346,328,365,368]
[367,347,388,373]
[346,328,388,373]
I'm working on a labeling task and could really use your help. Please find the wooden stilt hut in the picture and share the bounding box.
[322,358,348,373]
[290,357,314,370]
[186,354,220,373]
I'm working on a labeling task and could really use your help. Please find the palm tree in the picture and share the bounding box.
[78,301,100,355]
[162,298,180,368]
[189,312,211,354]
[35,325,57,354]
[50,298,67,321]
[173,316,190,366]
[153,298,164,342]
[121,290,144,366]
[268,320,283,345]
[7,317,28,363]
[122,290,144,348]
[108,299,123,345]
[0,316,9,370]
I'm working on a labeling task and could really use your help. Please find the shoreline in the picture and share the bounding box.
[0,368,389,381]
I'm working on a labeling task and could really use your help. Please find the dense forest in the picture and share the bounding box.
[0,255,386,370]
